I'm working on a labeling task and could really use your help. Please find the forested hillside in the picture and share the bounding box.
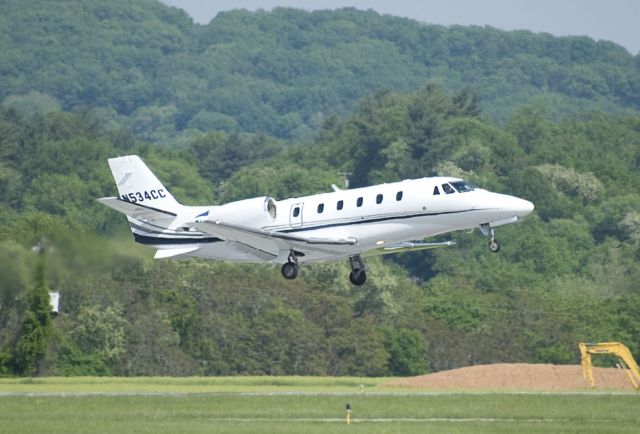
[1,1,639,143]
[1,84,639,376]
[1,1,639,377]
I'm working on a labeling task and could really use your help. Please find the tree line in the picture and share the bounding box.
[1,1,639,145]
[1,82,639,376]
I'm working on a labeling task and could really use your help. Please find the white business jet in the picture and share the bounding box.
[99,155,534,285]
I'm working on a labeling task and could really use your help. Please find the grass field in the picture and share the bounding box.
[1,377,638,433]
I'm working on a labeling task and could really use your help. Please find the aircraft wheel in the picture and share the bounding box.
[488,239,500,253]
[281,262,299,279]
[349,270,367,286]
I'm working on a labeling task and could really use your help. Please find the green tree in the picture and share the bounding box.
[327,316,389,376]
[382,326,428,376]
[2,91,61,116]
[12,248,53,375]
[70,304,126,367]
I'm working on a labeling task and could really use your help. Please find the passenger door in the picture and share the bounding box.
[289,203,303,228]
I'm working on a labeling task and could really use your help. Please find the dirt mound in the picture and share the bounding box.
[385,363,635,390]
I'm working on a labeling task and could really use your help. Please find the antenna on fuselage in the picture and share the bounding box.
[337,172,352,189]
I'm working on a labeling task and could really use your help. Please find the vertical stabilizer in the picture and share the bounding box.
[107,155,180,212]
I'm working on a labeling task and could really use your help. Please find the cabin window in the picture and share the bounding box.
[337,200,344,210]
[433,186,440,195]
[357,197,363,207]
[442,183,455,194]
[293,207,300,217]
[396,191,403,201]
[376,194,383,204]
[317,203,324,213]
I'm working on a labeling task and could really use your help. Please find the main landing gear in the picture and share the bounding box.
[280,252,367,286]
[480,223,500,253]
[281,252,299,280]
[348,255,367,286]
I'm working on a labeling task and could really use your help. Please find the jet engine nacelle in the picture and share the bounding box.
[211,196,277,227]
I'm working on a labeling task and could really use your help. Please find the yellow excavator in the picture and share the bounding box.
[579,342,640,390]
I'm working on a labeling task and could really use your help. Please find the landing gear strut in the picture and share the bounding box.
[348,255,367,286]
[281,251,299,279]
[480,223,500,253]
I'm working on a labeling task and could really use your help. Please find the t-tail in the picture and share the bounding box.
[98,155,212,258]
[107,155,180,212]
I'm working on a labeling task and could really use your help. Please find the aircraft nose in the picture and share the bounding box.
[511,197,534,217]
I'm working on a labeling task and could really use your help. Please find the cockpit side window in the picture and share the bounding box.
[450,181,475,193]
[442,183,455,194]
[433,186,440,195]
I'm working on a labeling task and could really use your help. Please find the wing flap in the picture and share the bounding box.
[365,240,455,257]
[226,241,278,261]
[194,221,284,258]
[192,220,358,262]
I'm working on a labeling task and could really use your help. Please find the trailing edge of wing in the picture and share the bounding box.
[193,220,358,262]
[194,221,357,246]
[272,231,358,246]
[365,240,456,257]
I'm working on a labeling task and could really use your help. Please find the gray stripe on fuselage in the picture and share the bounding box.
[131,208,492,247]
[275,208,492,234]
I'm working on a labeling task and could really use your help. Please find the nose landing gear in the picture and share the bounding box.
[488,238,500,253]
[480,223,500,253]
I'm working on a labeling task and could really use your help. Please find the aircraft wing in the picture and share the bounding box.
[192,221,357,262]
[364,240,455,257]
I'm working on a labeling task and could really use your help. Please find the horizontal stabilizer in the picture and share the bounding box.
[154,247,200,259]
[98,197,176,226]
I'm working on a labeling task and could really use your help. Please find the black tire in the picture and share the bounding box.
[281,262,299,279]
[349,270,366,286]
[488,239,500,253]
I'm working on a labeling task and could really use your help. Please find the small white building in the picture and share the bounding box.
[49,291,60,315]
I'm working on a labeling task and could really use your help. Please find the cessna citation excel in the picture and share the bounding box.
[99,155,534,285]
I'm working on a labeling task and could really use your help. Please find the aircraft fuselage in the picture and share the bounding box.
[100,155,534,285]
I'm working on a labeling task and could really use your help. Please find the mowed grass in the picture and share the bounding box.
[1,377,638,434]
[0,375,386,394]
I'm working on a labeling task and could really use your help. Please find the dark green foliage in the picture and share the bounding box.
[1,2,639,143]
[1,2,640,377]
[12,252,53,375]
[188,132,284,185]
[2,81,640,376]
[55,340,113,376]
[382,327,428,376]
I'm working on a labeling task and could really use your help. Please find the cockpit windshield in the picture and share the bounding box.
[450,180,475,193]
